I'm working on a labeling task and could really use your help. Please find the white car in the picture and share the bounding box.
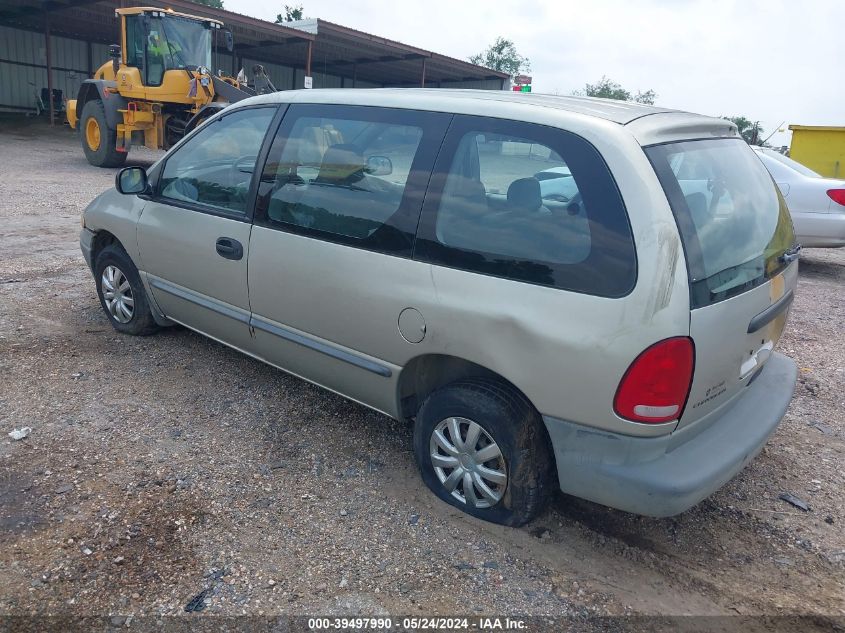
[753,147,845,247]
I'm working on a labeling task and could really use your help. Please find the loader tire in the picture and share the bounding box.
[80,99,127,168]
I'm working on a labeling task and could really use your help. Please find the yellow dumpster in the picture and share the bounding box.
[788,125,845,178]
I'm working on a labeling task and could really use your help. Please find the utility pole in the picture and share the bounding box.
[44,8,54,126]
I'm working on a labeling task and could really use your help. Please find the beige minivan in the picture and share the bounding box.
[80,89,799,526]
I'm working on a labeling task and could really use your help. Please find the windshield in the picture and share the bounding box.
[757,148,821,178]
[147,16,212,74]
[647,138,795,308]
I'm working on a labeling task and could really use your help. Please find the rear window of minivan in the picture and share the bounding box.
[647,139,795,308]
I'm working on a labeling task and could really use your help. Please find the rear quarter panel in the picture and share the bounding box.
[417,115,692,438]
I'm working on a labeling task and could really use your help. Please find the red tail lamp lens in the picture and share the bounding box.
[614,337,695,424]
[827,189,845,206]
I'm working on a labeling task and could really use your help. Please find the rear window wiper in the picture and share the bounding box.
[778,243,802,264]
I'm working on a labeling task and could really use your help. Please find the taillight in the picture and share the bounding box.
[614,337,695,424]
[827,189,845,207]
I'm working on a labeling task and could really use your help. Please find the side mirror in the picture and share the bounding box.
[109,44,121,73]
[115,166,149,195]
[366,155,393,176]
[224,30,234,53]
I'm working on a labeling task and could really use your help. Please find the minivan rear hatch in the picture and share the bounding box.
[647,138,798,429]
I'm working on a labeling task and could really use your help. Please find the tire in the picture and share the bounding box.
[94,244,158,336]
[80,99,127,168]
[413,379,555,526]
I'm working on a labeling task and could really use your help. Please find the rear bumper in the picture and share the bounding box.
[543,352,797,517]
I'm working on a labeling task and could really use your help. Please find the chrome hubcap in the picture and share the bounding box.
[429,417,507,509]
[101,265,134,324]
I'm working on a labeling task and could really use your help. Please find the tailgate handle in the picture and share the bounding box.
[747,289,794,334]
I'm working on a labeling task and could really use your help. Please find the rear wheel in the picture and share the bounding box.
[80,99,127,168]
[413,379,554,526]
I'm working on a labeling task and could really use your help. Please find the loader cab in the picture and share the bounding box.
[120,9,219,89]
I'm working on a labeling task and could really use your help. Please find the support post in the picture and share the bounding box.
[352,62,356,88]
[44,9,54,126]
[420,57,427,88]
[305,40,312,79]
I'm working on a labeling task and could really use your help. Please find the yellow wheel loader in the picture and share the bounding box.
[67,7,255,167]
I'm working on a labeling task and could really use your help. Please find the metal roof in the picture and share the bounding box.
[0,0,314,45]
[0,0,506,87]
[285,18,508,86]
[788,125,845,132]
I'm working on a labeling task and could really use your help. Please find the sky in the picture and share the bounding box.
[233,0,843,147]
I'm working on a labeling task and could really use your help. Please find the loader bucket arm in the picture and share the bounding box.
[211,76,256,104]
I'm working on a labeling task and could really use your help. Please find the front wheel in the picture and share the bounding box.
[80,99,127,168]
[413,379,555,526]
[94,245,158,336]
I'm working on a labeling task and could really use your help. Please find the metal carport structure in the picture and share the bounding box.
[0,0,508,124]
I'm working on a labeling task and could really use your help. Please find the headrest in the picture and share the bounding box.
[507,178,542,212]
[317,144,366,183]
[448,176,487,201]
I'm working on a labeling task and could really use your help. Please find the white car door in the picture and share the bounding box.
[755,151,842,246]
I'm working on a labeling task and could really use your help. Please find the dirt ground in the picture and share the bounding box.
[0,120,843,627]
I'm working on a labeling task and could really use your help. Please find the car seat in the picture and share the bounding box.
[315,144,366,185]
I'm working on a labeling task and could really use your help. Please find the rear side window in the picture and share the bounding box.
[647,139,795,308]
[415,116,636,297]
[255,104,450,256]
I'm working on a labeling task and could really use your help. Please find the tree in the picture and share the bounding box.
[276,4,304,23]
[574,76,657,105]
[190,0,224,8]
[469,37,530,79]
[633,88,657,105]
[723,116,764,145]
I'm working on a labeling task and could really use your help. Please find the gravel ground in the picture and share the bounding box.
[0,120,843,624]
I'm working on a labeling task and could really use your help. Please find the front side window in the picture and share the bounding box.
[255,104,449,255]
[159,107,275,215]
[647,139,796,307]
[416,116,636,297]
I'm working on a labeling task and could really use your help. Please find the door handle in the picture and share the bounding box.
[216,237,243,260]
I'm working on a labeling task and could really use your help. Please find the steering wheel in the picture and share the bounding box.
[168,43,188,68]
[565,192,584,216]
[230,155,258,185]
